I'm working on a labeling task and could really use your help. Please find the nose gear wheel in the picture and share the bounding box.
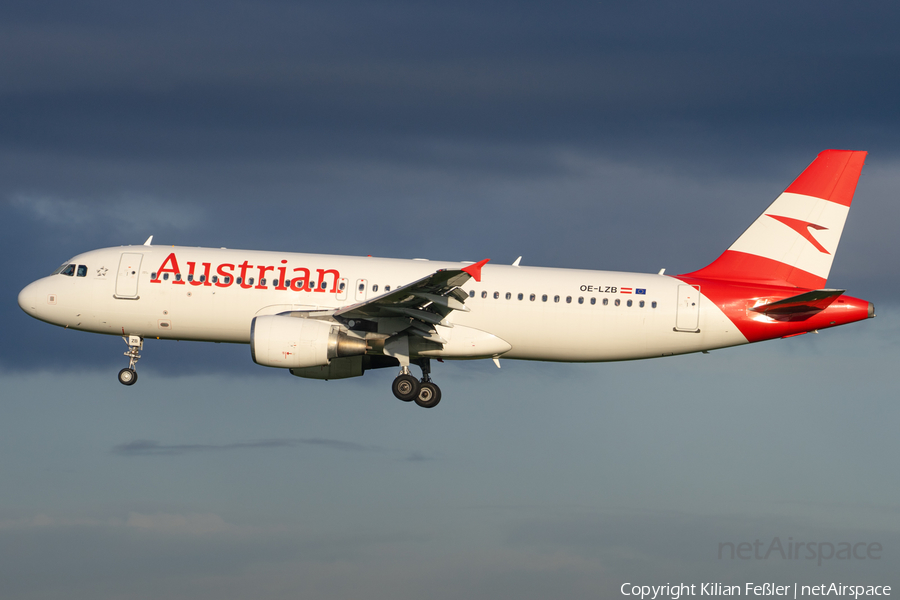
[118,335,143,386]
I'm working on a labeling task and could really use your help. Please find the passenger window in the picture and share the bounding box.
[615,299,621,306]
[554,295,560,303]
[542,294,548,302]
[530,294,536,301]
[187,274,194,282]
[359,283,365,292]
[163,273,169,281]
[578,297,584,304]
[494,292,499,299]
[639,300,645,308]
[224,276,231,284]
[385,285,391,291]
[505,292,512,300]
[200,275,207,283]
[469,290,475,298]
[212,276,219,283]
[175,274,182,281]
[61,264,76,276]
[590,298,596,305]
[517,293,523,300]
[339,282,346,291]
[373,284,379,292]
[236,277,242,284]
[566,296,572,304]
[248,278,255,285]
[652,301,658,308]
[627,299,633,307]
[151,272,157,280]
[482,291,488,299]
[320,281,327,290]
[603,298,608,305]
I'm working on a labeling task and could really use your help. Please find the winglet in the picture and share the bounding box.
[143,235,153,246]
[461,258,490,282]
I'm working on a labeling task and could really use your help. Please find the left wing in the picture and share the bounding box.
[333,259,489,342]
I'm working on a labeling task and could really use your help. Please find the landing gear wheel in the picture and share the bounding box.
[414,382,441,409]
[118,368,138,386]
[392,374,420,402]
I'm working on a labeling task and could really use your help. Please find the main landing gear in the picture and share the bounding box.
[118,335,143,386]
[391,359,442,408]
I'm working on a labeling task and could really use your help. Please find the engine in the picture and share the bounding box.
[250,315,368,369]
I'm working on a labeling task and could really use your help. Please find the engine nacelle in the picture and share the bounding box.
[250,315,367,369]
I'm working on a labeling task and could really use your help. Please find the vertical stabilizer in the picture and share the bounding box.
[682,150,867,288]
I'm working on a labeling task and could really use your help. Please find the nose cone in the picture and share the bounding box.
[18,281,41,317]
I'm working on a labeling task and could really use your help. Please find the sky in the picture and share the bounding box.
[2,2,900,598]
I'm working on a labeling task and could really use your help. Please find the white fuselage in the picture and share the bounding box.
[19,245,750,362]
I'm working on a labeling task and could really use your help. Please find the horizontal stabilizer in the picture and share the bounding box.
[751,288,844,319]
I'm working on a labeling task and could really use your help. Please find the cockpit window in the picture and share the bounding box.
[76,265,88,277]
[59,264,76,276]
[52,263,73,275]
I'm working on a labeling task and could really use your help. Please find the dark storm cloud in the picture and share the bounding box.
[111,437,383,456]
[110,438,435,461]
[2,1,900,164]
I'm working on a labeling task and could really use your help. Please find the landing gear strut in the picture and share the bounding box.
[391,359,442,408]
[118,335,143,386]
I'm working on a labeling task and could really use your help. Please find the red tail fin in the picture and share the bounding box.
[682,150,867,288]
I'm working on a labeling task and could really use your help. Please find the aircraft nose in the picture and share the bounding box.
[18,281,41,316]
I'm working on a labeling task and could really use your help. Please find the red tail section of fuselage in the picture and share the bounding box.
[674,276,871,343]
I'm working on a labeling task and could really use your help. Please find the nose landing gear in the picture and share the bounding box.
[391,358,442,408]
[118,335,143,386]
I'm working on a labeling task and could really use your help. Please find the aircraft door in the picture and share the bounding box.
[355,279,367,301]
[115,253,143,299]
[675,284,700,332]
[336,277,348,301]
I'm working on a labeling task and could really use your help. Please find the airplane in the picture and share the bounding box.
[18,150,874,408]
